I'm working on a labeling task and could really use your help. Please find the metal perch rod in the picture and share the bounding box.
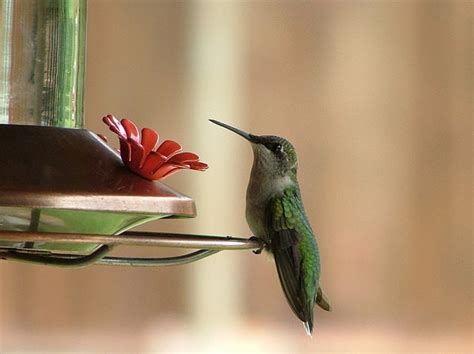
[0,230,260,250]
[0,230,263,267]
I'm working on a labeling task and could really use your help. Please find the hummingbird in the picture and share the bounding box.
[210,119,331,335]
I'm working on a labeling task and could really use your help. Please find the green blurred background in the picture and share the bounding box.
[0,0,471,352]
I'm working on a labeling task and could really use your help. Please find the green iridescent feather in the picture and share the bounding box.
[267,185,320,333]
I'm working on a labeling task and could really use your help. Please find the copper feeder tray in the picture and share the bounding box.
[0,124,261,267]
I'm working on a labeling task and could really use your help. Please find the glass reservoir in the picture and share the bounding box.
[0,0,86,127]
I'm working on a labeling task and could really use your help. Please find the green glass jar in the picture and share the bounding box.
[0,0,86,128]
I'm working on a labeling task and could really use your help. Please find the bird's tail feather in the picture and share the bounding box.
[316,286,332,312]
[303,320,313,337]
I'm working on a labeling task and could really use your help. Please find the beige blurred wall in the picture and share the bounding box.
[1,0,471,352]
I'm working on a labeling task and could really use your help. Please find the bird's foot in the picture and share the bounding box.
[249,236,266,254]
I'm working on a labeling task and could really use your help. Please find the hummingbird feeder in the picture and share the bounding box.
[0,1,261,268]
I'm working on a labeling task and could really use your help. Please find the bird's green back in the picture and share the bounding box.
[267,184,321,332]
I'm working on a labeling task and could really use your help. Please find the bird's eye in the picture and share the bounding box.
[264,142,283,155]
[266,143,282,154]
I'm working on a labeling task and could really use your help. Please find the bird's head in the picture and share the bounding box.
[210,119,298,177]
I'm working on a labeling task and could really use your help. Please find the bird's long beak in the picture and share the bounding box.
[209,119,259,143]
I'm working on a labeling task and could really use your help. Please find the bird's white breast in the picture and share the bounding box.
[245,173,294,241]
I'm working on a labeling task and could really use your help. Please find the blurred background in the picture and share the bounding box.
[0,0,472,352]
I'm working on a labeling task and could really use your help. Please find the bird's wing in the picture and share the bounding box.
[266,186,318,333]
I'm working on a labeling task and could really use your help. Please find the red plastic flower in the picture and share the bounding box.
[102,115,208,180]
